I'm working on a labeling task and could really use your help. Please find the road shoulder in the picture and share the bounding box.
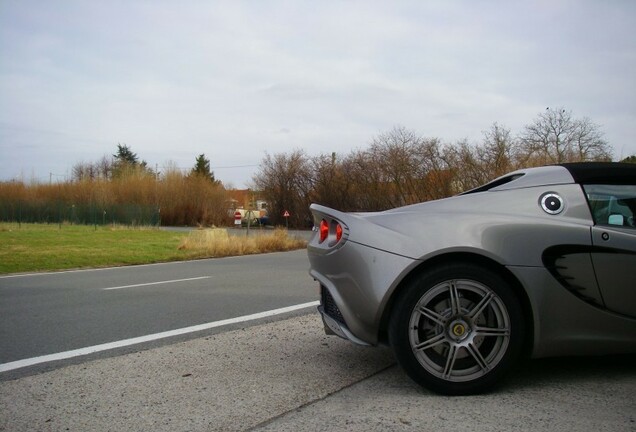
[1,314,394,432]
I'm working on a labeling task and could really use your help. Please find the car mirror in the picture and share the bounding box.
[608,214,624,226]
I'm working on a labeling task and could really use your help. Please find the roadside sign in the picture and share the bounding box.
[234,210,242,225]
[283,210,290,217]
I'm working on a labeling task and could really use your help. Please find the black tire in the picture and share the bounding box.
[389,262,525,395]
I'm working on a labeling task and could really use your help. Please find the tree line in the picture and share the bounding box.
[2,146,228,226]
[72,144,220,185]
[254,108,624,227]
[2,107,631,228]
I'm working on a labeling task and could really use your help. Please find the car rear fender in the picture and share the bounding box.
[378,251,535,359]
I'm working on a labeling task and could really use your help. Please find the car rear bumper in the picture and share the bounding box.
[309,238,419,345]
[318,303,370,346]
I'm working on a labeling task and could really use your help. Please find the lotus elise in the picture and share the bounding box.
[307,162,636,394]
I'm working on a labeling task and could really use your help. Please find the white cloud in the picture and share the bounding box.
[1,0,635,186]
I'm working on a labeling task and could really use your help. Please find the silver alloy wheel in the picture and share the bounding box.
[408,279,511,383]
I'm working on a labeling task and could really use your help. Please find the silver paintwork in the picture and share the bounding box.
[308,165,636,358]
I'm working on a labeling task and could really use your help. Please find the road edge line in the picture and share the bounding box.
[0,301,319,373]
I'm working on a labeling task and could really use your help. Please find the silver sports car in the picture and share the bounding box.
[307,162,636,395]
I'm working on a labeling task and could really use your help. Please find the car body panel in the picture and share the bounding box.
[590,226,636,317]
[510,265,636,357]
[325,183,594,265]
[308,163,636,360]
[309,240,419,344]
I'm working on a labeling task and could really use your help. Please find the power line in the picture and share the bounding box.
[211,164,259,169]
[171,164,259,172]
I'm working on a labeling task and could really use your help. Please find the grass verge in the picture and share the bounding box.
[0,223,307,274]
[178,228,307,258]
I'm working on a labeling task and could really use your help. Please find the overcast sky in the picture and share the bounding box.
[1,1,635,187]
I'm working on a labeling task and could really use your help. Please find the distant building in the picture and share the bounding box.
[226,189,268,221]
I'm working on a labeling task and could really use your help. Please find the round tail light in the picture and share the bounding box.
[319,219,329,243]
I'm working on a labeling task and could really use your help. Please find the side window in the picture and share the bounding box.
[583,184,636,229]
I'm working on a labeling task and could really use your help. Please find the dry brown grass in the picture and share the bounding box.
[0,170,230,226]
[178,228,307,258]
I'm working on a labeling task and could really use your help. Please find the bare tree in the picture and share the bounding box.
[445,140,484,192]
[370,126,421,207]
[253,149,312,227]
[519,108,612,164]
[324,127,455,210]
[72,155,113,182]
[256,111,614,218]
[479,123,518,177]
[309,152,353,211]
[96,155,113,179]
[342,149,393,211]
[571,117,612,161]
[446,123,519,192]
[72,161,92,181]
[413,137,455,200]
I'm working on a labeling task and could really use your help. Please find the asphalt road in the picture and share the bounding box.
[0,249,317,375]
[2,250,635,431]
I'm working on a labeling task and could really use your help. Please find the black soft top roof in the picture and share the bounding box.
[559,162,636,185]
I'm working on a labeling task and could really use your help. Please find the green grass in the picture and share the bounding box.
[0,223,307,274]
[0,223,190,274]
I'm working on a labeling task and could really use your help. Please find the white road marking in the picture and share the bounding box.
[0,301,320,373]
[0,250,304,279]
[102,276,211,291]
[0,261,193,279]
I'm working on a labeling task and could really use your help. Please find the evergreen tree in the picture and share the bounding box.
[114,144,139,165]
[112,143,152,178]
[191,154,217,183]
[621,155,636,164]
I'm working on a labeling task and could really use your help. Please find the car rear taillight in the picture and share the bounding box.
[319,219,329,243]
[335,223,343,242]
[316,216,347,247]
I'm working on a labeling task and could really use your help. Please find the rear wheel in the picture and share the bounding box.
[389,263,525,395]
